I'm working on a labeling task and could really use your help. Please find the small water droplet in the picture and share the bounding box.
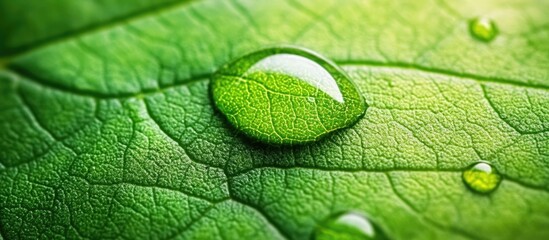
[469,17,498,42]
[211,46,367,145]
[313,212,387,240]
[462,161,502,193]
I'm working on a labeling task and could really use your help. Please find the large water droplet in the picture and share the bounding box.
[469,17,498,42]
[313,212,387,240]
[462,161,502,193]
[211,47,366,145]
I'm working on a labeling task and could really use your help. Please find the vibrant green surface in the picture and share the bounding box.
[1,0,549,239]
[0,0,184,55]
[211,47,366,145]
[462,162,502,194]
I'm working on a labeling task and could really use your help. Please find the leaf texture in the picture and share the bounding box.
[0,0,548,239]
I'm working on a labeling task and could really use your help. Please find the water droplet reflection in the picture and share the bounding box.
[462,161,502,194]
[211,46,366,145]
[246,53,344,103]
[470,17,498,42]
[313,211,388,240]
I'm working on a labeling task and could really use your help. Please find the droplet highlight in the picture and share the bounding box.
[211,47,367,145]
[469,17,498,42]
[462,161,502,193]
[313,212,387,240]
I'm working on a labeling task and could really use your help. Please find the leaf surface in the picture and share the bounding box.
[1,0,548,239]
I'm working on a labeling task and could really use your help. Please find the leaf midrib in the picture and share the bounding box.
[339,60,549,90]
[4,59,547,102]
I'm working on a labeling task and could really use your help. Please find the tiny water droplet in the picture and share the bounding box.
[462,161,502,193]
[469,17,498,42]
[211,47,367,145]
[313,212,387,240]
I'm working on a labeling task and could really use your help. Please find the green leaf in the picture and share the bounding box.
[1,0,548,239]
